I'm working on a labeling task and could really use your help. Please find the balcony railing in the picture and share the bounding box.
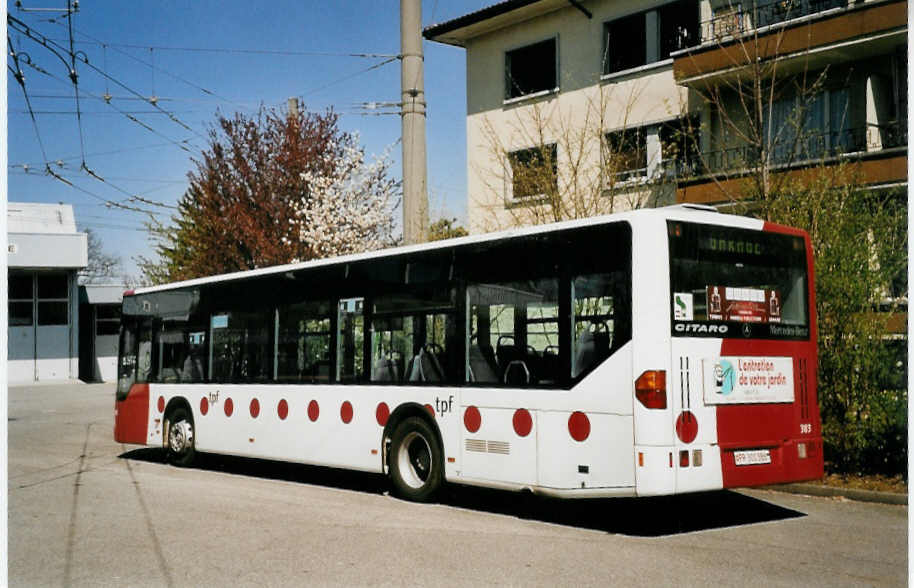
[658,121,906,180]
[700,0,847,44]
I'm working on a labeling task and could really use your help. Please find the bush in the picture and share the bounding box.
[766,164,907,477]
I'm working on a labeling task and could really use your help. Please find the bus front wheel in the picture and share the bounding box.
[165,406,195,467]
[389,417,443,502]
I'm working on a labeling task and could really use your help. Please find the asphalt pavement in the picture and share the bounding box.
[8,382,909,587]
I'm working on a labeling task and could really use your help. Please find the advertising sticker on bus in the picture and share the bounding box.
[673,292,694,320]
[707,286,781,323]
[703,356,794,404]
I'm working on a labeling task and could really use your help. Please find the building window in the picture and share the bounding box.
[36,272,69,326]
[604,1,698,75]
[9,272,33,326]
[604,12,646,74]
[605,127,647,182]
[505,38,557,99]
[659,1,699,59]
[509,144,558,199]
[96,304,122,336]
[660,116,700,176]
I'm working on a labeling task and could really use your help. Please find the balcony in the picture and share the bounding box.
[666,120,907,203]
[673,0,907,84]
[666,120,906,178]
[700,0,847,44]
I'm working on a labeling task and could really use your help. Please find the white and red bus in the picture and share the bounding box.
[114,205,823,501]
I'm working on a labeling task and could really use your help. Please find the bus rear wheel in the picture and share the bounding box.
[166,406,195,467]
[389,417,443,502]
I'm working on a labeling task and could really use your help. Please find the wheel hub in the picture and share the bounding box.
[398,431,432,489]
[169,420,194,454]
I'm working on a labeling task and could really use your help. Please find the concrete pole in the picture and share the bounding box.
[401,0,429,244]
[288,97,299,120]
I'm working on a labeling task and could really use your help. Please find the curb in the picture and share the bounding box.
[760,483,908,506]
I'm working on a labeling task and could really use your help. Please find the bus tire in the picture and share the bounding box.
[389,416,443,502]
[165,406,195,467]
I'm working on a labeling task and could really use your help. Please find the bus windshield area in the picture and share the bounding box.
[668,220,809,339]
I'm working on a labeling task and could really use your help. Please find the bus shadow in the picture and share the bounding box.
[441,485,805,537]
[119,449,804,536]
[119,448,389,495]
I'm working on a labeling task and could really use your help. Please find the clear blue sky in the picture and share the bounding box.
[7,0,490,279]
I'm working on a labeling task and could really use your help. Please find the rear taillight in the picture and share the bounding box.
[635,370,667,409]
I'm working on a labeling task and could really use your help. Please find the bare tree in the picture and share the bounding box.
[79,228,124,285]
[472,79,681,231]
[679,1,840,215]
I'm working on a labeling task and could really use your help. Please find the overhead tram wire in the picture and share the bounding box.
[7,50,181,213]
[17,57,198,155]
[11,168,172,217]
[10,139,197,173]
[50,21,249,110]
[39,34,398,59]
[7,34,73,187]
[62,0,95,180]
[13,54,189,212]
[8,15,206,141]
[300,56,399,98]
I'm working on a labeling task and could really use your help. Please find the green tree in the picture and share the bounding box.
[765,164,907,475]
[428,217,468,241]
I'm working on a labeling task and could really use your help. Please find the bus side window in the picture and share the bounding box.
[155,327,185,383]
[277,301,332,383]
[572,273,627,379]
[117,321,138,397]
[370,291,457,385]
[137,321,153,384]
[338,298,365,383]
[467,280,559,386]
[210,311,274,383]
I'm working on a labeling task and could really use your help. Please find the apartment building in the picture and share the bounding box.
[424,0,907,231]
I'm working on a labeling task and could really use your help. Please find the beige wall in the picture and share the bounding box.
[462,0,693,232]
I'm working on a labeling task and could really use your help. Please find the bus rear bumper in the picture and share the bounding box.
[721,437,824,488]
[114,383,150,445]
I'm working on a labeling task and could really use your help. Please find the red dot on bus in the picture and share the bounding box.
[250,398,260,419]
[341,401,353,424]
[277,399,288,421]
[568,411,590,442]
[308,400,319,422]
[676,411,699,444]
[513,408,533,437]
[224,398,234,417]
[376,402,390,426]
[425,404,435,417]
[157,396,165,413]
[200,397,209,416]
[464,406,481,433]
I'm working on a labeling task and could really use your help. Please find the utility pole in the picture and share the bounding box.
[287,97,299,120]
[400,0,429,244]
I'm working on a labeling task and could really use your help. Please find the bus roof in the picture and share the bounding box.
[130,205,759,296]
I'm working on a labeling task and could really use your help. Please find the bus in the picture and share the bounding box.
[114,205,823,501]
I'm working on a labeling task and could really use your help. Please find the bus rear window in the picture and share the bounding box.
[668,221,809,339]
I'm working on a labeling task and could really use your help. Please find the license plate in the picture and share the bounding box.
[734,449,771,466]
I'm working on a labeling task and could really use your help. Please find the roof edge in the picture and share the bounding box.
[423,0,544,47]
